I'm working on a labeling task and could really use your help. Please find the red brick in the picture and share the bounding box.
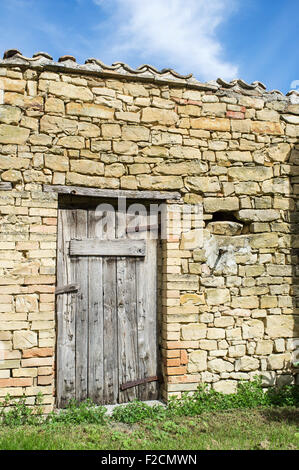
[3,350,21,359]
[22,347,54,358]
[167,374,202,383]
[43,218,57,225]
[21,357,54,367]
[165,349,180,358]
[165,366,187,376]
[166,235,180,242]
[186,99,202,106]
[38,366,53,375]
[180,350,188,365]
[38,375,53,385]
[167,341,198,349]
[0,377,33,387]
[171,96,184,104]
[174,98,188,105]
[164,358,181,367]
[226,111,245,120]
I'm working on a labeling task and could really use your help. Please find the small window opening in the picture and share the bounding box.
[208,211,249,235]
[210,211,241,223]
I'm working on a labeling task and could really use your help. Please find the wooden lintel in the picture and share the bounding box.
[69,238,146,257]
[0,182,12,191]
[43,184,181,201]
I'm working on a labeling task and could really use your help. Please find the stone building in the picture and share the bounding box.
[0,49,298,412]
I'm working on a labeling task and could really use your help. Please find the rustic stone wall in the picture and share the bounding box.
[0,57,299,409]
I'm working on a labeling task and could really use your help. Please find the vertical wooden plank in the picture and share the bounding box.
[74,209,89,402]
[133,211,148,401]
[56,208,77,408]
[117,257,139,403]
[117,209,139,403]
[102,205,118,404]
[135,213,159,400]
[156,237,163,397]
[87,209,104,403]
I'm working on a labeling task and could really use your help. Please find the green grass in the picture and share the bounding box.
[0,408,298,450]
[0,380,298,450]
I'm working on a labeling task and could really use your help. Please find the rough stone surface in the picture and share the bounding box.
[213,380,238,394]
[13,331,38,349]
[0,57,297,410]
[206,289,230,305]
[0,124,29,144]
[188,350,207,372]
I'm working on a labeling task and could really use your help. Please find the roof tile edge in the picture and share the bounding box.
[1,49,298,100]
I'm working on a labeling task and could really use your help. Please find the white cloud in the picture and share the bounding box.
[93,0,239,81]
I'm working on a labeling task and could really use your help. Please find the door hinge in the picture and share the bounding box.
[120,375,160,391]
[55,283,79,295]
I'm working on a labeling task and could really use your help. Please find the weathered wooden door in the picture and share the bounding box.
[56,197,159,407]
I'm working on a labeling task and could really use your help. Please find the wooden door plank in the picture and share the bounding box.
[117,210,139,403]
[69,238,146,257]
[102,257,118,403]
[74,209,89,402]
[87,210,104,403]
[135,213,159,400]
[117,256,139,403]
[141,238,159,399]
[56,209,77,408]
[102,206,118,403]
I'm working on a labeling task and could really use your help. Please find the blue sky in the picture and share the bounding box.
[0,0,298,94]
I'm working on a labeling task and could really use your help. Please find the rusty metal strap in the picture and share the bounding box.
[55,283,79,295]
[120,376,160,391]
[126,224,159,234]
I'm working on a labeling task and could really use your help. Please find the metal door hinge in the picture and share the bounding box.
[120,375,160,391]
[55,283,79,295]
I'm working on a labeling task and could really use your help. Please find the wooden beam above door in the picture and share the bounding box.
[43,184,181,200]
[69,238,146,257]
